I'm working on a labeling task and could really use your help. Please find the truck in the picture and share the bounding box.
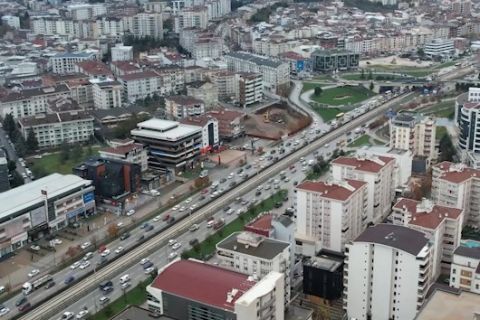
[213,218,225,230]
[22,274,53,295]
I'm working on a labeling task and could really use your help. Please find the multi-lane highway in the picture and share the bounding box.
[17,91,414,320]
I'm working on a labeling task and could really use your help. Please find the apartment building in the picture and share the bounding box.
[392,198,463,277]
[238,72,263,107]
[206,108,245,141]
[174,7,208,32]
[424,38,455,60]
[18,111,94,148]
[225,51,290,94]
[295,179,368,255]
[331,154,395,224]
[91,79,123,110]
[211,71,237,100]
[0,85,70,118]
[123,13,163,39]
[432,161,480,225]
[111,44,133,62]
[1,15,20,29]
[311,49,359,72]
[75,60,113,79]
[216,231,291,302]
[179,28,223,59]
[49,52,97,74]
[156,67,185,95]
[146,259,285,320]
[449,245,480,294]
[186,81,218,109]
[389,113,436,160]
[344,224,433,320]
[165,95,205,120]
[118,71,161,103]
[99,139,148,172]
[455,88,480,167]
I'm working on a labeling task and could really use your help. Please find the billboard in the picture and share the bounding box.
[83,192,94,204]
[30,206,47,227]
[296,60,305,72]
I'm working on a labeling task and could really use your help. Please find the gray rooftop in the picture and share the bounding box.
[454,246,480,260]
[355,224,429,256]
[226,51,283,68]
[274,215,293,227]
[53,52,95,59]
[217,231,289,260]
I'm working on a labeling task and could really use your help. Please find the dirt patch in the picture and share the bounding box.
[208,149,246,167]
[244,103,311,140]
[334,95,352,100]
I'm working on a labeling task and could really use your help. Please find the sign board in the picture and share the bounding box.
[30,207,47,227]
[296,60,305,72]
[83,192,94,204]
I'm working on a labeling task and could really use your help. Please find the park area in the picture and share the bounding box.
[347,134,385,148]
[310,85,374,107]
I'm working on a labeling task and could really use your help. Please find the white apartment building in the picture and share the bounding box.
[99,139,148,172]
[216,231,291,303]
[424,38,455,59]
[186,81,218,109]
[252,38,298,57]
[295,179,368,255]
[49,52,97,74]
[455,88,480,167]
[238,73,263,107]
[18,111,94,148]
[91,80,123,110]
[67,3,106,20]
[118,71,161,103]
[124,13,163,39]
[146,259,285,320]
[450,246,480,294]
[432,161,480,225]
[165,95,205,120]
[331,154,395,224]
[1,15,20,29]
[344,224,433,320]
[225,52,290,94]
[389,112,436,160]
[174,7,208,32]
[111,44,133,62]
[392,198,464,278]
[0,85,70,118]
[179,115,219,149]
[211,71,238,100]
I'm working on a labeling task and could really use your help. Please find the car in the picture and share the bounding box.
[0,307,10,316]
[126,209,135,216]
[220,178,226,183]
[64,275,75,285]
[153,215,162,222]
[179,206,186,212]
[189,224,199,232]
[120,233,130,241]
[226,208,234,215]
[189,204,197,211]
[30,244,40,251]
[255,191,261,197]
[15,296,27,306]
[102,286,114,294]
[145,225,154,232]
[162,214,170,221]
[75,309,89,319]
[116,222,124,228]
[229,181,236,187]
[121,282,131,289]
[79,261,90,269]
[185,197,192,203]
[70,261,81,270]
[199,195,206,201]
[44,281,56,289]
[236,208,245,215]
[99,280,113,290]
[144,267,155,274]
[138,235,145,242]
[61,311,74,320]
[98,245,107,253]
[206,220,214,228]
[168,252,178,260]
[115,246,124,254]
[83,252,94,260]
[189,239,199,246]
[17,302,31,312]
[28,269,40,277]
[168,239,177,246]
[172,242,182,250]
[52,238,62,245]
[100,249,111,257]
[228,173,234,179]
[142,261,154,269]
[172,205,179,211]
[97,257,108,267]
[140,258,150,265]
[245,164,252,169]
[99,296,110,305]
[80,242,91,250]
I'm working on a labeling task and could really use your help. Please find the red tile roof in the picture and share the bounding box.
[279,51,305,60]
[296,179,366,201]
[76,60,113,77]
[332,156,394,173]
[151,260,256,311]
[244,214,272,237]
[100,143,143,156]
[206,109,245,123]
[393,198,463,229]
[434,161,480,183]
[179,115,215,127]
[111,61,142,73]
[166,95,204,105]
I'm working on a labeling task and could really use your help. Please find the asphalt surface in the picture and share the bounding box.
[0,126,31,183]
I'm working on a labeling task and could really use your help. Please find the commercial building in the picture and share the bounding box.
[0,149,9,192]
[18,111,94,148]
[424,39,455,60]
[1,15,20,29]
[0,173,95,257]
[331,154,395,224]
[311,49,359,72]
[179,115,219,150]
[111,44,134,62]
[344,224,433,320]
[146,259,285,320]
[165,95,205,120]
[119,71,161,103]
[91,79,123,110]
[432,161,480,225]
[206,109,245,141]
[392,198,463,277]
[216,231,291,302]
[49,52,97,74]
[238,72,263,107]
[295,179,368,255]
[449,245,480,294]
[131,118,202,174]
[99,139,148,172]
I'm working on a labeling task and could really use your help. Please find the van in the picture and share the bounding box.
[120,274,130,284]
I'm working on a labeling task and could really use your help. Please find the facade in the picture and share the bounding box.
[0,150,9,192]
[424,38,455,59]
[392,198,463,277]
[124,13,163,39]
[311,49,359,72]
[449,246,480,294]
[454,89,480,166]
[18,111,94,148]
[216,231,291,302]
[238,72,263,108]
[331,154,395,224]
[146,259,285,320]
[179,115,219,149]
[206,109,245,140]
[1,15,20,29]
[186,81,218,109]
[131,118,202,174]
[111,44,134,62]
[211,71,237,100]
[0,173,95,257]
[295,179,368,255]
[344,224,433,320]
[165,95,205,120]
[49,52,97,74]
[99,139,148,172]
[92,80,123,110]
[0,85,70,118]
[174,7,208,32]
[119,71,161,103]
[303,253,344,300]
[225,52,290,94]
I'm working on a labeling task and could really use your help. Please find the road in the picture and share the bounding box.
[16,91,415,320]
[0,126,30,183]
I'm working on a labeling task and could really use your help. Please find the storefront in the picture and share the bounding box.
[27,223,49,242]
[11,232,28,250]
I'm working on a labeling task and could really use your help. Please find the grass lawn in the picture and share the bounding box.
[301,82,327,93]
[418,100,455,119]
[183,190,288,260]
[348,134,371,148]
[309,106,342,122]
[310,86,374,106]
[342,73,405,81]
[365,65,433,77]
[29,145,101,177]
[312,74,333,81]
[436,126,447,140]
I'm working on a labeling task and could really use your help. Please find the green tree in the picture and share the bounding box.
[2,113,16,136]
[10,171,24,187]
[59,142,71,164]
[439,134,456,162]
[360,69,365,79]
[7,160,16,172]
[367,70,373,80]
[72,144,83,160]
[14,136,26,157]
[314,86,323,96]
[369,81,374,91]
[26,129,38,151]
[417,48,425,57]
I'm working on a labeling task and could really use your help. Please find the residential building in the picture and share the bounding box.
[211,71,237,100]
[49,52,97,74]
[110,61,143,77]
[311,49,359,72]
[91,79,123,110]
[146,259,285,320]
[0,85,70,118]
[225,51,290,94]
[119,71,161,103]
[174,7,208,32]
[206,109,245,141]
[0,150,9,192]
[238,72,263,108]
[179,115,219,150]
[432,161,480,225]
[111,44,134,62]
[18,111,94,148]
[91,107,152,128]
[303,252,344,301]
[449,245,480,293]
[424,39,455,60]
[165,95,205,120]
[186,81,218,109]
[124,13,163,39]
[99,139,148,172]
[216,231,291,302]
[454,88,480,167]
[389,113,436,160]
[392,198,463,277]
[1,15,20,29]
[75,60,113,79]
[131,118,202,174]
[331,154,395,224]
[295,179,368,255]
[179,28,223,59]
[0,173,95,257]
[344,224,433,320]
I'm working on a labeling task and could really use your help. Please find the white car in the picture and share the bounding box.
[226,209,234,215]
[139,258,150,265]
[168,252,178,260]
[61,311,74,320]
[30,244,40,251]
[153,215,162,222]
[28,269,40,277]
[83,252,94,261]
[185,197,192,204]
[80,242,91,250]
[70,261,81,270]
[228,173,234,179]
[75,309,89,319]
[189,224,199,232]
[79,261,90,270]
[116,222,124,228]
[126,209,135,216]
[179,206,186,212]
[52,239,62,245]
[100,249,111,257]
[115,246,124,254]
[172,242,182,250]
[144,267,155,274]
[168,239,177,246]
[121,282,131,289]
[172,205,179,211]
[0,307,10,316]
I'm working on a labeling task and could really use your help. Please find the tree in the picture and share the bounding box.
[59,142,71,164]
[107,224,119,238]
[2,113,15,136]
[72,144,83,160]
[367,70,373,80]
[7,160,16,172]
[26,129,38,151]
[360,69,365,80]
[438,134,456,162]
[314,86,323,96]
[10,171,24,187]
[417,48,425,57]
[14,136,26,157]
[369,82,374,91]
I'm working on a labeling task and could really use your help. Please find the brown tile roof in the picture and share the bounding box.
[244,214,272,237]
[0,84,70,103]
[111,61,142,73]
[296,179,366,201]
[332,155,395,173]
[434,161,480,183]
[76,60,113,77]
[179,115,215,127]
[18,111,93,127]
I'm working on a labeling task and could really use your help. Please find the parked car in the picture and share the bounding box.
[189,239,199,246]
[17,302,31,312]
[44,281,56,290]
[80,242,91,250]
[99,296,110,305]
[28,269,40,277]
[126,209,135,216]
[64,276,75,285]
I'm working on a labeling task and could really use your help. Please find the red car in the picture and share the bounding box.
[162,214,170,221]
[18,302,31,312]
[98,244,107,253]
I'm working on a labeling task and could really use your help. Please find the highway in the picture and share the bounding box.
[17,91,414,320]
